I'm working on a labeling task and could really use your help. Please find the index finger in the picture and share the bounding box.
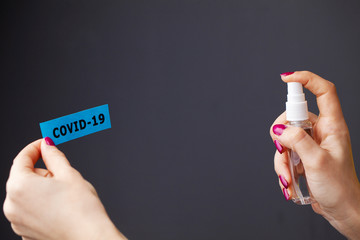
[269,111,318,140]
[281,71,344,121]
[11,139,42,174]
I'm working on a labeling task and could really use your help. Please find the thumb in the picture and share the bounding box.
[41,137,71,176]
[272,124,327,171]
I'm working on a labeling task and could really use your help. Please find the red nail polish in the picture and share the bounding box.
[273,124,286,136]
[283,188,290,201]
[274,140,284,154]
[280,72,294,77]
[45,137,55,146]
[279,175,289,189]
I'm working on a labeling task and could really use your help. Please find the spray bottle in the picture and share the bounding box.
[286,82,316,205]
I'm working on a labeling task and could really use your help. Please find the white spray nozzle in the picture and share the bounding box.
[286,82,309,121]
[288,82,303,94]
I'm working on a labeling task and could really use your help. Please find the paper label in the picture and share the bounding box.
[39,104,111,145]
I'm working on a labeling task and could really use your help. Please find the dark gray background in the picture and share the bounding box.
[1,0,360,239]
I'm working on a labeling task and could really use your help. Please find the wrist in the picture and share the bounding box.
[330,182,360,240]
[93,219,127,240]
[101,224,127,240]
[69,214,127,240]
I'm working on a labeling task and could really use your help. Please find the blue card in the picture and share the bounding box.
[39,104,111,145]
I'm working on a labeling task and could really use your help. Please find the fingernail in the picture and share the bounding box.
[274,140,284,154]
[45,137,55,146]
[279,175,289,189]
[283,188,290,201]
[273,124,287,136]
[280,72,294,77]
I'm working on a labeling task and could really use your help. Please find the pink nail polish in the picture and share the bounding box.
[273,124,286,136]
[280,72,294,77]
[45,137,55,146]
[274,140,284,154]
[279,175,288,189]
[283,188,290,201]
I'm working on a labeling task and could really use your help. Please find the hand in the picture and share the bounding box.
[270,71,360,239]
[3,138,127,240]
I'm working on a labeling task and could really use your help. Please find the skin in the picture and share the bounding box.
[3,70,359,239]
[270,71,360,239]
[3,139,127,240]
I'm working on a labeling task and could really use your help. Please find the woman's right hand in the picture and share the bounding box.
[269,71,360,239]
[3,138,127,240]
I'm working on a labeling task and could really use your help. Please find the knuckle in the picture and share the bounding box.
[3,198,10,218]
[67,167,83,180]
[58,150,67,160]
[85,180,98,195]
[5,179,11,193]
[305,71,315,82]
[327,80,335,88]
[311,204,323,215]
[11,223,22,236]
[301,70,313,79]
[269,124,274,137]
[3,199,18,224]
[273,151,280,173]
[302,70,312,76]
[6,178,26,199]
[269,122,279,137]
[327,81,336,93]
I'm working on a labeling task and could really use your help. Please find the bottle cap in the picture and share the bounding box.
[286,82,309,121]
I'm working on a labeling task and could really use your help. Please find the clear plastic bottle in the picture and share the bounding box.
[286,83,316,205]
